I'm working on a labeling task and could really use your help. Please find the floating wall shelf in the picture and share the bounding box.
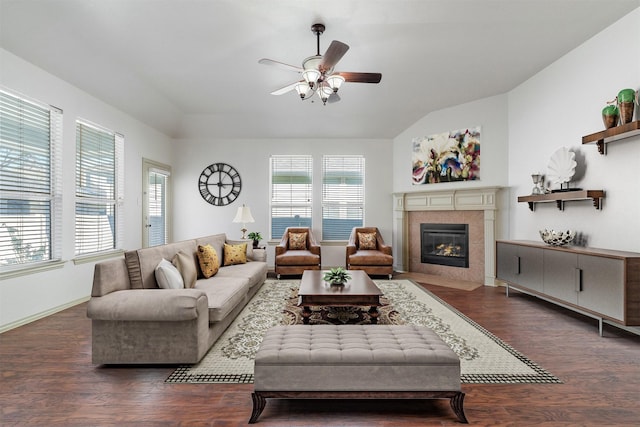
[517,190,605,211]
[582,120,640,155]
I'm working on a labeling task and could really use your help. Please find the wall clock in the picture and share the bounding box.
[198,162,242,206]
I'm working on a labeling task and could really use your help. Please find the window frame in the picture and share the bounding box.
[0,88,63,276]
[321,155,365,241]
[269,155,313,240]
[74,119,124,259]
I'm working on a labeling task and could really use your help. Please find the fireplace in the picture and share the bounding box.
[420,223,469,268]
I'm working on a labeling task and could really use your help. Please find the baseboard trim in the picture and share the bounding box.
[0,296,90,334]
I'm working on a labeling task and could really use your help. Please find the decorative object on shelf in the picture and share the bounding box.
[322,267,351,286]
[531,173,545,195]
[539,229,576,246]
[616,88,638,124]
[247,231,263,249]
[412,126,481,185]
[232,204,255,239]
[601,104,619,129]
[547,147,577,192]
[199,162,242,206]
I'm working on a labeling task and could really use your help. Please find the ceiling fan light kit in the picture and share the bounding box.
[259,23,381,105]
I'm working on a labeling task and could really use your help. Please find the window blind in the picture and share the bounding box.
[0,89,62,269]
[75,120,124,255]
[270,155,312,239]
[322,155,364,240]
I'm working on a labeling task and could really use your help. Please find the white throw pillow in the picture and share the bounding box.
[155,258,184,289]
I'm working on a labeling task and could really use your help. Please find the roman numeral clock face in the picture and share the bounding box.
[198,163,242,206]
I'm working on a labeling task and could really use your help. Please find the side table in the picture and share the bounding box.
[252,248,267,262]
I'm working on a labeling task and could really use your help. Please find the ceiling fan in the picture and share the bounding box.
[258,23,382,105]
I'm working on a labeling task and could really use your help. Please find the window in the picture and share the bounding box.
[75,120,124,256]
[270,155,312,239]
[322,155,364,240]
[0,89,63,270]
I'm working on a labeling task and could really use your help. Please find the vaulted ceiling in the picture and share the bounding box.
[2,0,638,139]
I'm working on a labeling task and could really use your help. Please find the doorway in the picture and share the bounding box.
[142,159,172,247]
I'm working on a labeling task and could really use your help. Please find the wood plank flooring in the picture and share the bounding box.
[1,281,639,426]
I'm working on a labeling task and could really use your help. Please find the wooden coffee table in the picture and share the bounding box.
[298,270,383,324]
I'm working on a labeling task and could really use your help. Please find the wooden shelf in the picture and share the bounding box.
[582,120,640,155]
[517,190,605,211]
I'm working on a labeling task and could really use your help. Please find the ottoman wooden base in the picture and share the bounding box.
[250,325,468,424]
[249,390,467,424]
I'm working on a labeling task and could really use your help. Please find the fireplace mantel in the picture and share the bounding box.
[392,187,502,286]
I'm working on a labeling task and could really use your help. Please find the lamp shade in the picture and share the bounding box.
[232,205,255,224]
[326,75,345,92]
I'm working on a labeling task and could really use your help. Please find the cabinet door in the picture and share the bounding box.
[496,243,543,292]
[543,250,578,304]
[578,255,624,321]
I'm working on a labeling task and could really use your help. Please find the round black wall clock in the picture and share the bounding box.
[198,162,242,206]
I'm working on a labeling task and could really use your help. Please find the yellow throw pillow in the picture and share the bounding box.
[358,232,377,250]
[288,232,307,250]
[223,242,247,266]
[197,244,220,278]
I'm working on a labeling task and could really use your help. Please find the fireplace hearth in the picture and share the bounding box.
[421,223,469,268]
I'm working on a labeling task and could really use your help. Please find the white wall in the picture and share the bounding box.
[171,138,394,268]
[0,49,174,331]
[392,94,510,194]
[507,9,640,252]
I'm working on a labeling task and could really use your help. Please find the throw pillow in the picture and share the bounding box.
[155,258,185,289]
[223,242,247,266]
[197,244,220,278]
[358,232,377,250]
[288,232,307,250]
[172,250,198,288]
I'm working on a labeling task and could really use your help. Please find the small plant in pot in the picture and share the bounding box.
[247,231,263,249]
[323,267,351,286]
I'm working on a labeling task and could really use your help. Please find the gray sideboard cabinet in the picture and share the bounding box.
[496,240,640,336]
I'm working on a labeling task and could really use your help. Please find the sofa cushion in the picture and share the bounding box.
[195,277,251,322]
[289,232,307,250]
[358,232,377,250]
[155,259,185,289]
[172,250,198,288]
[197,244,220,278]
[126,240,197,289]
[275,250,320,266]
[223,242,247,266]
[213,260,268,286]
[87,289,206,321]
[195,234,226,274]
[348,250,394,266]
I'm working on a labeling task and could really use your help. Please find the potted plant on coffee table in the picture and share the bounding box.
[247,231,263,249]
[323,267,351,286]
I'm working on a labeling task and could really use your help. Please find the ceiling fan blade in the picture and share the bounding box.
[319,40,349,72]
[270,81,302,95]
[334,72,382,84]
[327,93,341,104]
[258,58,302,73]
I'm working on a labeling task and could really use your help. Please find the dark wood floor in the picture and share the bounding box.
[1,281,639,426]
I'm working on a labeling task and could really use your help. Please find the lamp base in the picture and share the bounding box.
[240,227,248,239]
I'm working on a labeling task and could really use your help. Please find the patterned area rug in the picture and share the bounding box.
[166,279,561,384]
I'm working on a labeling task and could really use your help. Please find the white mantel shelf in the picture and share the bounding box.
[392,187,502,286]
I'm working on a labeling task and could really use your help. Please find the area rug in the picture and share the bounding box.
[166,279,560,385]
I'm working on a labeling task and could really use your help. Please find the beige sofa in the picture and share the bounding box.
[87,233,267,365]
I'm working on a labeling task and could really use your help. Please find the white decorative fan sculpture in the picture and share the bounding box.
[547,147,577,189]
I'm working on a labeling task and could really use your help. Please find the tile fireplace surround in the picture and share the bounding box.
[393,187,501,286]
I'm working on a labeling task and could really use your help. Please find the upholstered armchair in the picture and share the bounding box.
[346,227,393,279]
[275,227,321,278]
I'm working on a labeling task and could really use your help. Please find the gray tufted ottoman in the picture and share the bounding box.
[249,324,467,423]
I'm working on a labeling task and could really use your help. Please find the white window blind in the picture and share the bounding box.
[322,155,364,240]
[75,120,124,256]
[0,89,62,269]
[270,155,312,239]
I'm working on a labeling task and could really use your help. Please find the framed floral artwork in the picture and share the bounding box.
[412,126,480,185]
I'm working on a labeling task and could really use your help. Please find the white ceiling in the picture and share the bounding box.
[2,0,638,140]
